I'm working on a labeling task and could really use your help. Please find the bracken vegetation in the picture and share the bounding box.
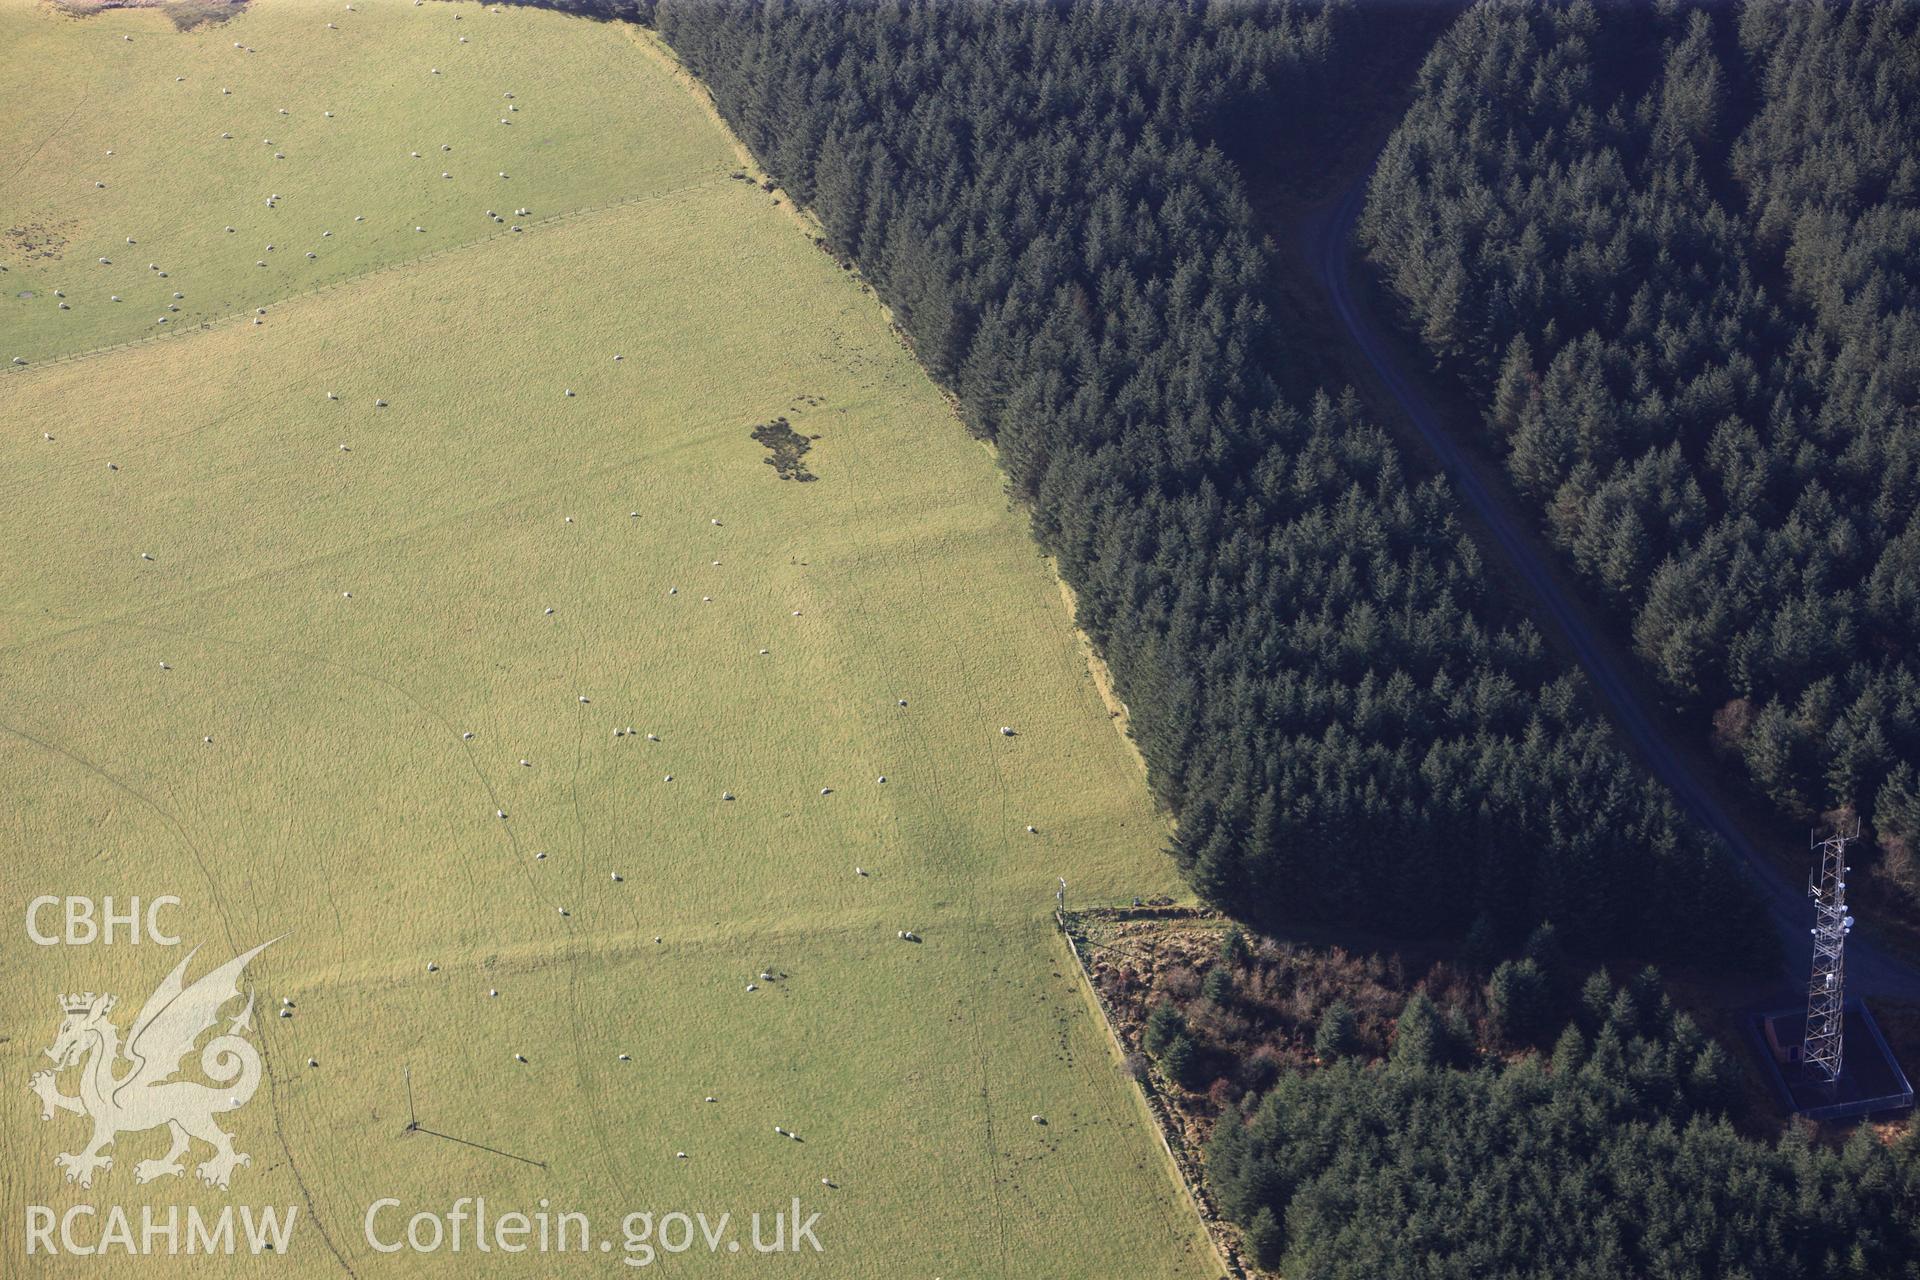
[1361,0,1920,902]
[1093,916,1920,1279]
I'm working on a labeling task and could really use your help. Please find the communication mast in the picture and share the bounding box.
[1801,820,1860,1086]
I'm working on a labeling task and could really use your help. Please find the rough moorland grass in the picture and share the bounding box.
[0,3,1209,1277]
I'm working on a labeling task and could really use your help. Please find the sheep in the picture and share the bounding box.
[1031,1115,1046,1124]
[1001,726,1016,736]
[427,962,439,973]
[557,907,570,917]
[278,1008,291,1019]
[820,787,833,796]
[722,791,734,801]
[496,809,507,820]
[159,662,171,671]
[489,989,498,998]
[520,759,531,767]
[619,1054,632,1062]
[544,607,554,615]
[705,1096,717,1103]
[578,695,590,703]
[647,734,659,742]
[308,1058,318,1068]
[1026,825,1037,834]
[515,1053,527,1063]
[855,867,866,876]
[877,776,887,784]
[611,872,623,882]
[463,731,474,740]
[140,552,154,561]
[564,389,574,397]
[745,984,756,992]
[663,775,672,782]
[535,851,548,860]
[899,699,909,707]
[675,1152,687,1160]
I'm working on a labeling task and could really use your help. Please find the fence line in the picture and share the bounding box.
[1055,909,1249,1280]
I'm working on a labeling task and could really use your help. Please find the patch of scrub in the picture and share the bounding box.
[751,415,819,481]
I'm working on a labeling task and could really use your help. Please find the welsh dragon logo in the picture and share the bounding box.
[29,939,277,1191]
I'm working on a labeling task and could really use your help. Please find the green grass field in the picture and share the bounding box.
[0,3,1212,1276]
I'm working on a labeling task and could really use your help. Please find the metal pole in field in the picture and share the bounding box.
[1800,820,1859,1087]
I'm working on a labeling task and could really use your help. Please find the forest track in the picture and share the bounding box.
[1305,167,1920,1004]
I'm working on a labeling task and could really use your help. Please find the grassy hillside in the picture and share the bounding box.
[0,3,1209,1276]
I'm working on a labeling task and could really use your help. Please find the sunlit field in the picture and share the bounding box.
[0,2,1210,1276]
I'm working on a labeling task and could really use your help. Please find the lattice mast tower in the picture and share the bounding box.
[1801,820,1860,1086]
